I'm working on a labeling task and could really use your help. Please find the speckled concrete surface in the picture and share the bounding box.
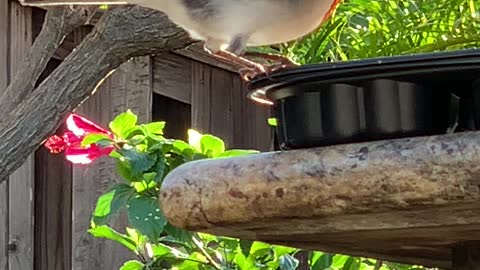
[159,131,480,268]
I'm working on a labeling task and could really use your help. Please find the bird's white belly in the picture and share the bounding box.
[131,0,336,48]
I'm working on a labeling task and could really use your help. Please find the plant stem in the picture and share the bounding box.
[192,235,222,270]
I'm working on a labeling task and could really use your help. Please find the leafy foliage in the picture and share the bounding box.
[255,0,480,64]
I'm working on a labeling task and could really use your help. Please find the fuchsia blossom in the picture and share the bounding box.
[44,113,114,164]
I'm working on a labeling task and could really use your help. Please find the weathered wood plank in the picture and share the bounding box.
[191,61,211,133]
[72,56,152,270]
[210,67,234,147]
[190,60,271,150]
[252,99,272,151]
[232,76,272,151]
[34,138,72,270]
[0,0,10,268]
[34,55,72,270]
[153,53,192,104]
[8,2,34,270]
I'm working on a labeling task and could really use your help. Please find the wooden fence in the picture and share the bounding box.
[0,2,272,269]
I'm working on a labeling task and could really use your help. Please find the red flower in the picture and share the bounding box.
[44,113,114,164]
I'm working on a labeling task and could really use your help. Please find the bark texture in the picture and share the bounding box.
[0,6,194,181]
[0,6,96,117]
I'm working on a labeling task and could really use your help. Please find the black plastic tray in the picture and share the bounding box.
[247,49,480,149]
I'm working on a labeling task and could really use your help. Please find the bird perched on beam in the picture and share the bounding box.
[128,0,341,80]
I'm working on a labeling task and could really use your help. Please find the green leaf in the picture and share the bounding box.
[133,181,156,193]
[116,160,135,182]
[150,243,171,258]
[279,254,299,270]
[126,227,147,247]
[216,150,259,158]
[109,110,137,138]
[92,184,135,225]
[88,225,136,252]
[163,223,193,245]
[177,252,208,270]
[127,196,166,241]
[172,140,197,159]
[187,129,202,152]
[342,257,360,270]
[311,253,334,270]
[144,122,166,135]
[267,118,278,127]
[332,255,350,268]
[239,240,253,257]
[249,241,271,257]
[234,249,256,270]
[119,260,144,270]
[129,135,146,146]
[273,246,297,257]
[200,135,225,157]
[81,133,112,147]
[152,155,166,183]
[120,148,156,178]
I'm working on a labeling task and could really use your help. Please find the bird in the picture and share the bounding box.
[127,0,341,80]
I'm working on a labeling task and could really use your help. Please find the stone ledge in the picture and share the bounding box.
[160,131,480,269]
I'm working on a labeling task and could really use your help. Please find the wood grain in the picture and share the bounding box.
[190,61,271,151]
[34,138,72,270]
[72,56,152,270]
[8,2,34,270]
[153,53,192,104]
[191,61,212,133]
[0,0,10,268]
[210,67,235,147]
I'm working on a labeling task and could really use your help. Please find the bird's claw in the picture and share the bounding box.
[239,62,297,82]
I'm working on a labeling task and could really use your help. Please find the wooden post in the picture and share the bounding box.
[453,242,480,270]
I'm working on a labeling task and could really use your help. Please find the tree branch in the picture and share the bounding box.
[0,6,194,181]
[0,6,96,117]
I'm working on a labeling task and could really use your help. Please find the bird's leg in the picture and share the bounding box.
[213,50,267,81]
[230,52,300,81]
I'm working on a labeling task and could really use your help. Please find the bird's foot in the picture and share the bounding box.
[239,52,299,81]
[212,50,298,81]
[239,61,298,81]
